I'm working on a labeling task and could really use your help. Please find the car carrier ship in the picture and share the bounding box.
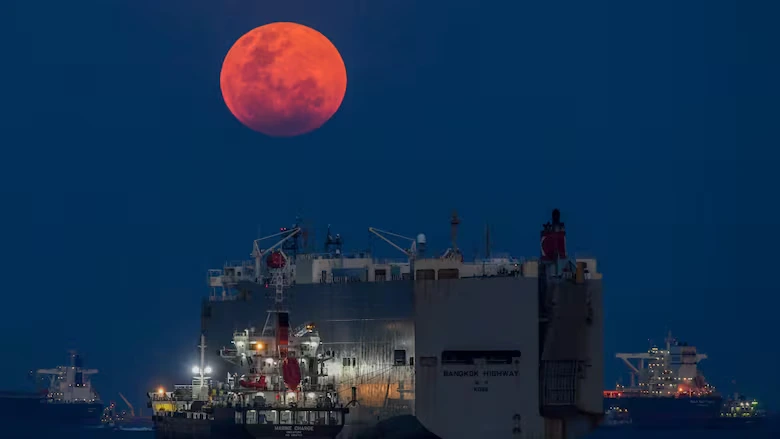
[0,352,103,428]
[603,332,723,428]
[152,209,604,439]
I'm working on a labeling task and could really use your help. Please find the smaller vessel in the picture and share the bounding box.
[149,244,350,438]
[602,406,631,427]
[717,393,767,428]
[0,352,103,428]
[149,331,350,438]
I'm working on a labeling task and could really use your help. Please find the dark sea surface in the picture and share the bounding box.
[3,418,778,439]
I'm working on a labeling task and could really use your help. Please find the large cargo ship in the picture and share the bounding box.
[156,209,603,438]
[0,352,103,428]
[603,333,722,428]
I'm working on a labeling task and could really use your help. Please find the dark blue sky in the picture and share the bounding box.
[4,1,778,410]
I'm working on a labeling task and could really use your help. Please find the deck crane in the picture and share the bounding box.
[251,227,302,276]
[118,392,135,417]
[368,227,419,260]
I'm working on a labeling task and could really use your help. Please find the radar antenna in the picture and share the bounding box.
[450,210,460,252]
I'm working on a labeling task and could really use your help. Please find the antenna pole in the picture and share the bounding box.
[450,210,460,252]
[199,334,206,391]
[485,223,491,259]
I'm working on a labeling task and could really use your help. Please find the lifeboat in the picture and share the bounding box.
[238,374,266,390]
[281,358,301,390]
[266,251,286,269]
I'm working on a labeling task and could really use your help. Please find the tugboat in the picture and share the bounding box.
[149,244,350,438]
[0,352,103,428]
[602,404,631,427]
[717,393,767,428]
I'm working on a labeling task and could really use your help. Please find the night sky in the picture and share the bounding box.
[3,1,779,411]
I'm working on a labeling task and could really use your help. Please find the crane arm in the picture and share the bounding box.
[368,227,414,257]
[118,392,135,417]
[252,227,301,258]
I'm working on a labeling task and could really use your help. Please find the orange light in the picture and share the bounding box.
[157,387,164,395]
[256,343,264,350]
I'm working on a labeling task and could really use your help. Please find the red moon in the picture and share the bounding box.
[220,22,347,137]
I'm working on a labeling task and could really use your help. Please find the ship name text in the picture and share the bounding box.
[442,370,518,377]
[274,425,315,431]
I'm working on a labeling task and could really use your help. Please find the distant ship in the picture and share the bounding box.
[149,209,605,439]
[0,352,103,428]
[717,392,767,428]
[603,333,722,428]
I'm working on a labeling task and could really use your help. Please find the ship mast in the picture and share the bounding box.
[199,335,206,392]
[191,334,212,400]
[251,227,301,340]
[367,228,418,260]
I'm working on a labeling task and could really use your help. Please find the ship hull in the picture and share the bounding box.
[713,415,768,429]
[153,415,344,439]
[604,395,722,428]
[0,393,103,428]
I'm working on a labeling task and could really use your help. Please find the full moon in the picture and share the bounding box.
[220,22,347,137]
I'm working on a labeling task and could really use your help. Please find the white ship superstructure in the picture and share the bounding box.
[37,351,101,404]
[610,332,714,397]
[198,210,603,439]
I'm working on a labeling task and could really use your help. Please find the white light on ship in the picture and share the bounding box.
[204,367,212,374]
[306,392,315,399]
[192,366,200,374]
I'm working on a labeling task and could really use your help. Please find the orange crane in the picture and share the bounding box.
[118,392,135,417]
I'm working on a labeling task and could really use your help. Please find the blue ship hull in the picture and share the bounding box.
[604,395,722,428]
[0,392,103,428]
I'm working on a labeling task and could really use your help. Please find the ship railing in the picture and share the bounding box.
[297,252,374,261]
[369,258,411,265]
[213,399,348,411]
[224,260,255,269]
[208,293,239,302]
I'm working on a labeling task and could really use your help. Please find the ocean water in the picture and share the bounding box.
[4,419,778,439]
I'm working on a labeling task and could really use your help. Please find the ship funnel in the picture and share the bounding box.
[552,208,561,225]
[540,209,567,261]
